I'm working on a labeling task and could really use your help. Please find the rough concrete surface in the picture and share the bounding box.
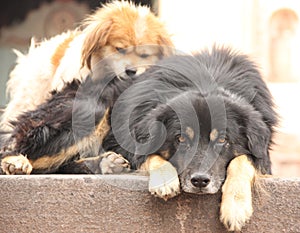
[0,175,299,233]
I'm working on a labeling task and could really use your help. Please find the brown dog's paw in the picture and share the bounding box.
[1,154,33,175]
[149,161,180,201]
[100,151,130,174]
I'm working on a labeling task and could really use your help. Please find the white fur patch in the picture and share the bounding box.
[134,10,148,40]
[1,32,75,133]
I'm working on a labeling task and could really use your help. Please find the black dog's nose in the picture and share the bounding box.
[191,174,211,188]
[125,67,137,77]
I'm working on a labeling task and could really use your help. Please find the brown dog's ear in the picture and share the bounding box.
[81,20,113,70]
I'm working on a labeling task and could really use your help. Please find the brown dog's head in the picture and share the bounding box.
[81,1,173,77]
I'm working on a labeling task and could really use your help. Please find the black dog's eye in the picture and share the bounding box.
[176,134,192,150]
[176,135,187,144]
[217,135,226,144]
[116,47,126,54]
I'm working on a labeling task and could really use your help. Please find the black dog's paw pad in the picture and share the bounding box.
[149,162,180,201]
[1,154,33,175]
[100,152,130,174]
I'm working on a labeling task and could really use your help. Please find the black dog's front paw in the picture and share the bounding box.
[1,154,33,175]
[58,152,130,174]
[220,155,255,231]
[220,180,253,231]
[148,160,180,201]
[100,151,131,174]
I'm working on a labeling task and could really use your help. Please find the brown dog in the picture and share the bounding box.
[1,1,173,138]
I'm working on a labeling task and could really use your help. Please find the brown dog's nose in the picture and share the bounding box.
[191,174,210,188]
[125,67,137,77]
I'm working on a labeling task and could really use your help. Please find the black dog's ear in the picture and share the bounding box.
[246,112,271,159]
[134,104,172,140]
[133,104,177,154]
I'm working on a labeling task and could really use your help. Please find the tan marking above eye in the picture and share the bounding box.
[185,127,194,140]
[210,128,219,141]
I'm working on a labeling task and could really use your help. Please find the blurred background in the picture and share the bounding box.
[0,0,299,177]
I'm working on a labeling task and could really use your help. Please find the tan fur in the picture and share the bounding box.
[209,128,219,141]
[29,146,79,170]
[141,154,168,171]
[185,127,195,141]
[141,155,180,200]
[160,150,171,160]
[220,155,256,231]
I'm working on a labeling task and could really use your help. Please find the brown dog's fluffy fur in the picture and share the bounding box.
[1,1,173,138]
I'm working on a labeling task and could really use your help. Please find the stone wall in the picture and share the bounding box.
[0,175,299,233]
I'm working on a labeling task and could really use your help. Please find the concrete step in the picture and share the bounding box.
[0,175,299,233]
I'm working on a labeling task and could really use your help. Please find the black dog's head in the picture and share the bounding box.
[134,91,271,194]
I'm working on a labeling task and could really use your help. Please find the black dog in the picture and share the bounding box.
[0,47,277,231]
[102,47,277,231]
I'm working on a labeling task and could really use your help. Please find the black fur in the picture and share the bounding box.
[0,47,277,183]
[103,46,278,193]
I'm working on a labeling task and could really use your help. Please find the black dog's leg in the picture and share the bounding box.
[58,152,130,174]
[140,154,180,201]
[220,155,256,231]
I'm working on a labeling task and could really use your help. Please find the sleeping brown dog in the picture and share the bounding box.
[0,1,173,140]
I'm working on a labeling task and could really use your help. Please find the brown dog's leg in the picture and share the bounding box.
[220,155,256,231]
[141,154,180,201]
[1,154,33,175]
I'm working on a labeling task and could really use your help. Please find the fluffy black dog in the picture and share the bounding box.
[102,47,277,231]
[0,47,277,231]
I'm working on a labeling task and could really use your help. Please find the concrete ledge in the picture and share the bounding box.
[0,175,299,233]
